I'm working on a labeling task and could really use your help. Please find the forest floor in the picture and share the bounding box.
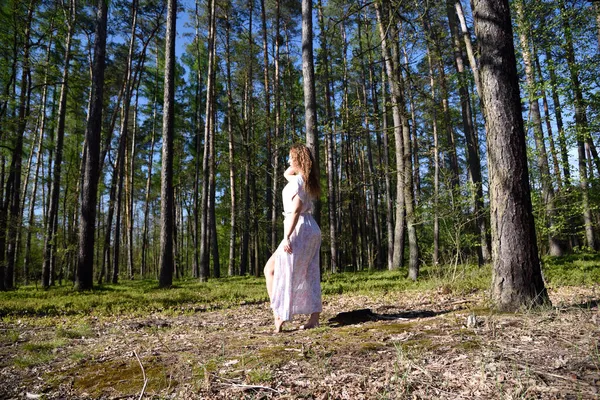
[1,284,599,399]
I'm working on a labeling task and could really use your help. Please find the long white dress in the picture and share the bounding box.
[271,174,322,322]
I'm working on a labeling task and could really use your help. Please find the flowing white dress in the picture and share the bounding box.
[271,174,322,322]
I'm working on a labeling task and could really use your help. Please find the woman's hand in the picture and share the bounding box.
[283,238,292,254]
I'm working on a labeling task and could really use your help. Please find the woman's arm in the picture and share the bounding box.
[283,194,303,254]
[283,166,296,182]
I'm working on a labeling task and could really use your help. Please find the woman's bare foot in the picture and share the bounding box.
[300,313,320,330]
[274,316,284,333]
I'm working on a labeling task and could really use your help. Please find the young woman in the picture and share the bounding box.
[264,143,322,333]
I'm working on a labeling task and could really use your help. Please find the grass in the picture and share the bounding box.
[14,338,67,368]
[0,253,598,319]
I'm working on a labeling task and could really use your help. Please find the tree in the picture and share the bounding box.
[158,0,177,288]
[473,0,549,310]
[76,0,109,291]
[43,0,76,288]
[302,0,320,227]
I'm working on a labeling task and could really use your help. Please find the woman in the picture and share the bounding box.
[264,143,322,333]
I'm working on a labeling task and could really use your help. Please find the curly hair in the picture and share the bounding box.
[290,143,321,199]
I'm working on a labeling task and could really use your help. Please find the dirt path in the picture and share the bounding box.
[1,287,599,399]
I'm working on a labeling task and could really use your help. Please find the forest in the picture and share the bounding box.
[0,0,599,398]
[0,0,598,294]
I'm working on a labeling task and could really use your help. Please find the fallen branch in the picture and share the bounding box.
[218,382,281,393]
[133,350,148,400]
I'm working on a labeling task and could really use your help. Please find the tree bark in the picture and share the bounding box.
[158,0,177,288]
[77,0,108,291]
[473,0,549,310]
[302,0,321,230]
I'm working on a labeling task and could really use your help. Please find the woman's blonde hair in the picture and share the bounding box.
[290,143,321,199]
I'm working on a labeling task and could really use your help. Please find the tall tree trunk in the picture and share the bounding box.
[473,0,549,310]
[193,0,203,278]
[209,65,219,278]
[225,7,237,276]
[5,0,35,289]
[43,1,75,288]
[240,0,254,277]
[375,1,405,271]
[447,0,490,265]
[380,64,394,270]
[545,51,571,186]
[77,0,108,291]
[515,0,564,256]
[423,9,441,265]
[534,46,562,190]
[158,0,177,287]
[199,0,216,281]
[561,0,595,249]
[24,24,54,285]
[302,0,321,229]
[317,0,337,273]
[260,0,273,254]
[359,11,382,269]
[454,0,482,98]
[271,0,281,262]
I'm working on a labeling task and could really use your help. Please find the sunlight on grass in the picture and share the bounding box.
[1,253,597,318]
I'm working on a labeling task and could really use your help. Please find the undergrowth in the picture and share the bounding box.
[0,253,597,318]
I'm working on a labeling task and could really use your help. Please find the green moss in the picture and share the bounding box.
[71,357,173,396]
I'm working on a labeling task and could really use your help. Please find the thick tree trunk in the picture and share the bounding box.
[76,0,108,291]
[158,0,177,288]
[473,0,549,310]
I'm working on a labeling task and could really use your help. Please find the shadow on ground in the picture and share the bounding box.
[327,308,456,327]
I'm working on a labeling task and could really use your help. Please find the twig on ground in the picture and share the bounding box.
[218,382,281,393]
[133,350,148,400]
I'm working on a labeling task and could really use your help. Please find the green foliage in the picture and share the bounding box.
[542,252,600,287]
[0,276,269,318]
